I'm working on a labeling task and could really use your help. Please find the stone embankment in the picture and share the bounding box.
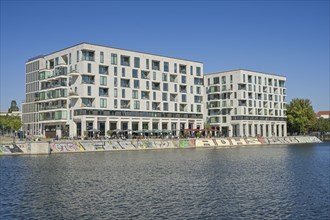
[0,136,323,156]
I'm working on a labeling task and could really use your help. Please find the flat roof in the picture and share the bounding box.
[27,42,203,64]
[205,69,286,78]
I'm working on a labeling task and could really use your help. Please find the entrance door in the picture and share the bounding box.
[221,126,229,137]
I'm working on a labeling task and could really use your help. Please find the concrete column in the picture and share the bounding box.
[229,124,233,137]
[239,123,243,137]
[268,124,272,137]
[251,123,255,137]
[278,124,282,137]
[273,124,277,137]
[117,120,121,130]
[262,124,266,137]
[139,119,143,130]
[105,118,110,134]
[81,119,86,137]
[256,124,261,136]
[283,124,287,136]
[93,119,97,130]
[70,122,77,137]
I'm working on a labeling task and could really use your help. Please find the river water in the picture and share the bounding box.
[1,142,329,219]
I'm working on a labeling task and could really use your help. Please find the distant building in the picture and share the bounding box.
[316,111,330,119]
[204,70,287,137]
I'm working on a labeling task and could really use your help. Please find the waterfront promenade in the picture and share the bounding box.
[0,136,322,156]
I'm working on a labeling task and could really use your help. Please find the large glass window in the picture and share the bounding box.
[114,66,117,76]
[181,75,186,84]
[163,83,168,91]
[87,86,91,96]
[114,88,118,97]
[100,52,104,63]
[146,59,149,69]
[111,53,117,65]
[196,67,201,76]
[162,93,167,101]
[122,89,126,98]
[100,98,107,108]
[163,103,168,111]
[132,90,138,99]
[82,50,95,61]
[132,69,138,78]
[134,80,139,89]
[164,62,169,72]
[162,73,167,81]
[100,76,107,86]
[134,57,140,68]
[134,101,140,109]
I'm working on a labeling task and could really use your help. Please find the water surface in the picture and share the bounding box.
[1,143,329,219]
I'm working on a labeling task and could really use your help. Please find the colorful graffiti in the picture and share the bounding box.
[0,136,323,155]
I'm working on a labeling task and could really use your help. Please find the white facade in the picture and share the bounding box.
[204,70,287,137]
[23,43,204,138]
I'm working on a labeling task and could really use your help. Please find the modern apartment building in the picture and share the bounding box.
[23,43,205,138]
[204,70,287,137]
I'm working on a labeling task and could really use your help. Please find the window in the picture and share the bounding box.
[132,90,138,99]
[164,62,169,72]
[100,98,107,108]
[175,103,177,111]
[162,73,167,81]
[146,81,149,90]
[100,52,104,63]
[134,101,140,109]
[122,68,125,77]
[146,101,150,110]
[190,86,193,93]
[174,84,177,92]
[55,57,59,65]
[162,93,167,101]
[221,76,226,84]
[132,69,138,78]
[230,75,233,83]
[134,57,140,68]
[213,77,219,84]
[111,53,117,65]
[190,66,193,75]
[87,63,92,73]
[114,66,117,76]
[197,105,201,112]
[153,92,156,100]
[120,55,130,66]
[76,51,79,62]
[163,83,168,91]
[174,63,177,73]
[100,76,107,86]
[122,89,125,98]
[114,88,118,98]
[69,53,71,65]
[182,94,186,102]
[114,99,117,108]
[87,86,91,96]
[134,80,139,89]
[196,87,201,94]
[114,78,117,87]
[163,103,168,111]
[196,67,201,76]
[179,65,186,74]
[191,104,193,112]
[181,75,186,84]
[153,72,156,80]
[146,59,149,69]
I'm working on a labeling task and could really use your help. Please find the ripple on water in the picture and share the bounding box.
[0,144,329,219]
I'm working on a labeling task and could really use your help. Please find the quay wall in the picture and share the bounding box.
[0,136,323,156]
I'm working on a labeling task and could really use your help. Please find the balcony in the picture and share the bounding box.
[141,71,150,79]
[152,102,161,111]
[152,60,160,71]
[141,91,150,100]
[170,74,178,83]
[194,78,203,85]
[82,50,95,61]
[121,79,130,88]
[180,104,187,112]
[121,100,130,109]
[179,85,187,93]
[152,82,160,91]
[179,65,186,74]
[170,94,178,102]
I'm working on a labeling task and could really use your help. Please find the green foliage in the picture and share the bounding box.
[314,118,330,133]
[8,100,19,113]
[286,98,316,134]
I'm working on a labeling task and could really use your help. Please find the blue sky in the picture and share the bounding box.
[0,0,329,112]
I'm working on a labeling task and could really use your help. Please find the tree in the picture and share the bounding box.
[286,98,316,135]
[314,118,330,133]
[8,100,19,113]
